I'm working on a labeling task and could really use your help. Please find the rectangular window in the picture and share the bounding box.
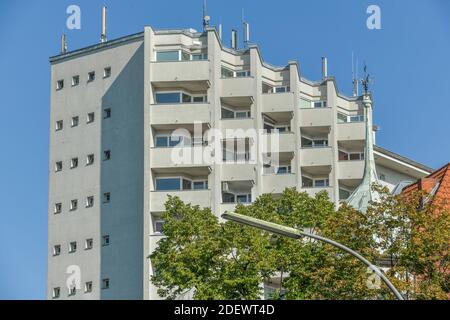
[235,70,250,77]
[102,279,110,289]
[85,239,93,250]
[72,75,80,86]
[70,158,78,169]
[155,92,181,104]
[156,51,180,62]
[103,150,111,161]
[56,120,63,131]
[155,136,168,147]
[86,196,94,208]
[71,116,79,127]
[69,287,76,296]
[221,108,235,119]
[192,53,207,60]
[182,93,192,103]
[221,67,234,78]
[85,282,93,293]
[339,188,351,200]
[155,178,181,191]
[193,181,207,190]
[237,194,251,203]
[222,192,235,203]
[70,199,78,211]
[87,112,95,124]
[339,151,349,161]
[53,245,61,256]
[182,179,192,190]
[55,161,63,172]
[192,95,206,103]
[102,235,110,246]
[154,220,165,234]
[314,179,329,187]
[104,108,111,119]
[88,71,95,82]
[52,287,60,299]
[302,176,313,188]
[235,111,250,119]
[299,98,311,109]
[86,154,94,165]
[349,153,363,160]
[337,112,348,123]
[54,203,62,214]
[181,51,190,61]
[350,115,364,122]
[103,192,110,203]
[103,67,111,78]
[56,80,64,90]
[69,242,77,253]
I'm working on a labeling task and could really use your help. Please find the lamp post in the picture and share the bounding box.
[221,212,404,300]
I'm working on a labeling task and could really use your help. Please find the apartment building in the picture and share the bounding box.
[48,25,433,300]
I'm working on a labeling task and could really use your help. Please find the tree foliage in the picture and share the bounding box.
[149,187,449,300]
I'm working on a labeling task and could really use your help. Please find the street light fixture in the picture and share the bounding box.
[222,212,404,300]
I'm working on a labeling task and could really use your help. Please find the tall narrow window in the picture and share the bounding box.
[103,67,111,78]
[86,196,94,208]
[87,112,95,124]
[85,282,93,293]
[56,80,64,90]
[88,71,95,82]
[70,158,78,169]
[56,120,63,131]
[102,235,110,246]
[86,154,94,165]
[72,75,80,86]
[54,203,62,214]
[103,192,111,203]
[52,287,60,299]
[55,161,63,172]
[104,108,111,119]
[102,278,110,289]
[69,242,77,253]
[53,245,61,256]
[70,199,78,211]
[71,116,79,127]
[85,239,93,250]
[103,150,111,161]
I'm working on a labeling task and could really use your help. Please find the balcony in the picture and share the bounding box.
[338,160,364,180]
[151,60,210,87]
[262,174,296,194]
[150,103,211,125]
[150,189,211,212]
[221,163,255,181]
[221,118,255,134]
[262,92,295,113]
[301,187,335,202]
[337,122,365,141]
[150,146,212,168]
[300,147,333,166]
[221,77,254,98]
[299,107,333,127]
[261,132,295,153]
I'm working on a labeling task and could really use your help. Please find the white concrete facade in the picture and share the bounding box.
[48,27,433,300]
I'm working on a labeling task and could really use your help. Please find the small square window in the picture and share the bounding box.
[103,67,111,78]
[102,278,110,289]
[53,245,61,256]
[88,71,95,82]
[103,150,111,161]
[154,220,165,234]
[102,235,110,246]
[70,158,78,169]
[69,241,77,253]
[68,287,76,296]
[86,196,94,208]
[103,192,111,203]
[52,287,60,299]
[85,282,93,293]
[104,108,111,119]
[70,199,78,211]
[72,75,80,86]
[55,161,63,172]
[87,112,95,124]
[86,154,94,165]
[54,203,62,214]
[71,116,79,127]
[56,80,64,90]
[56,120,63,131]
[85,238,93,250]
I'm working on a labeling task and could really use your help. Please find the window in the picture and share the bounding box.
[102,278,110,289]
[221,67,234,78]
[86,196,94,208]
[56,120,63,131]
[221,107,251,119]
[103,67,111,78]
[181,51,190,61]
[182,179,192,190]
[275,86,289,93]
[70,158,78,169]
[192,53,208,60]
[155,178,181,191]
[301,137,328,148]
[103,192,110,203]
[56,80,64,90]
[155,136,168,147]
[53,245,61,256]
[104,108,111,119]
[85,239,93,250]
[156,51,179,62]
[87,112,95,124]
[103,150,111,161]
[337,112,364,123]
[193,181,208,190]
[71,116,79,127]
[221,67,250,78]
[52,287,60,299]
[221,108,235,119]
[68,287,76,296]
[222,193,235,203]
[72,75,80,86]
[69,242,77,253]
[54,203,62,214]
[102,235,110,246]
[235,111,251,119]
[88,71,95,82]
[339,150,349,161]
[337,112,348,123]
[299,98,311,109]
[155,92,181,104]
[70,199,78,211]
[86,154,94,165]
[154,220,165,234]
[339,188,351,200]
[313,101,327,108]
[237,194,252,203]
[276,166,291,174]
[55,161,63,172]
[85,282,93,293]
[314,179,329,188]
[302,176,313,188]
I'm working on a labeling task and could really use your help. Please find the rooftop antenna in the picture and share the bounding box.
[218,23,223,43]
[61,33,67,54]
[352,52,359,96]
[100,5,107,43]
[360,63,372,95]
[231,29,238,50]
[203,0,210,31]
[242,9,250,47]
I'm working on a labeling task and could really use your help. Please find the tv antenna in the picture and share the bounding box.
[360,63,372,95]
[203,0,210,30]
[352,52,359,96]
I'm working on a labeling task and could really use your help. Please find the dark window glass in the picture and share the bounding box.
[182,93,192,103]
[221,108,235,119]
[222,193,235,203]
[339,189,351,200]
[182,179,192,190]
[181,51,190,61]
[156,136,168,147]
[156,51,179,62]
[301,137,313,148]
[339,151,349,161]
[349,153,361,160]
[169,136,181,147]
[302,177,313,188]
[193,181,206,190]
[156,178,181,191]
[193,96,205,103]
[155,92,181,104]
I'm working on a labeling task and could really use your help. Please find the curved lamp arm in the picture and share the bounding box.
[222,212,404,300]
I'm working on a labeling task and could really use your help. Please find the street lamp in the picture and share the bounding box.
[222,212,404,300]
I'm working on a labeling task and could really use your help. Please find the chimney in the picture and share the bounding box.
[322,57,328,79]
[61,34,67,54]
[243,22,250,47]
[100,5,107,43]
[231,29,238,50]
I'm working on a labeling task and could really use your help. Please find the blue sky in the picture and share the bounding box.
[0,0,449,299]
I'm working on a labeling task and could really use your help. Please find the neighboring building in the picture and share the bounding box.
[48,24,433,300]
